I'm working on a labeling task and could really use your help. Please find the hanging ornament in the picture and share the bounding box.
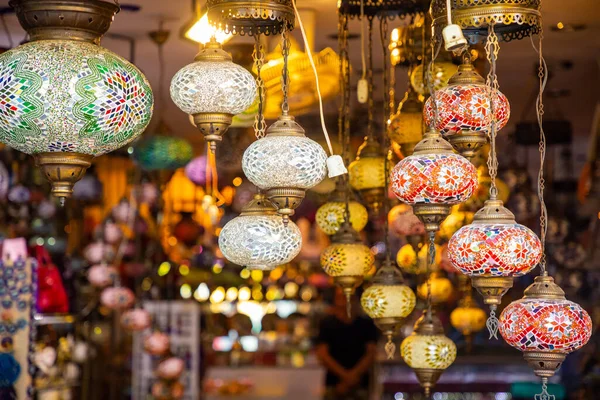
[134,133,193,172]
[100,287,135,311]
[388,86,424,157]
[448,199,542,337]
[424,56,510,158]
[321,219,374,315]
[171,38,257,152]
[156,357,185,380]
[410,61,457,96]
[417,271,453,304]
[185,156,208,186]
[121,308,152,332]
[450,292,486,340]
[499,276,591,391]
[361,259,416,359]
[0,0,153,201]
[388,204,425,238]
[349,135,386,213]
[390,129,478,232]
[401,312,457,397]
[87,264,117,288]
[316,179,368,235]
[144,332,171,356]
[396,242,441,275]
[219,193,302,270]
[438,206,473,240]
[242,115,328,224]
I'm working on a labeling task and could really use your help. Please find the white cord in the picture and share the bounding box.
[446,0,452,25]
[292,1,334,157]
[360,0,366,79]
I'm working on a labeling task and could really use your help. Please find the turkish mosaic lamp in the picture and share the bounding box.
[316,179,368,236]
[0,0,154,201]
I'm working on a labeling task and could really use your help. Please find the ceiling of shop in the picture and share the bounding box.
[0,0,598,170]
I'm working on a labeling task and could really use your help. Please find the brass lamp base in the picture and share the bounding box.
[35,152,93,202]
[375,317,405,359]
[413,203,451,233]
[192,112,233,153]
[448,131,487,160]
[523,351,566,378]
[414,368,444,397]
[334,275,363,318]
[265,187,305,225]
[471,275,513,305]
[359,187,386,214]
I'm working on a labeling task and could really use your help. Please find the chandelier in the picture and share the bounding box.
[0,0,154,201]
[424,56,510,159]
[219,193,301,270]
[361,259,416,359]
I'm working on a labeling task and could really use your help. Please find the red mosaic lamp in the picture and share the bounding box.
[423,56,510,159]
[390,129,478,233]
[499,275,591,391]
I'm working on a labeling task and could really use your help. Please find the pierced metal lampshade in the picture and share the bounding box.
[207,0,295,36]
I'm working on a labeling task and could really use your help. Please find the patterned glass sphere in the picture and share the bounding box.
[396,243,441,275]
[448,201,542,277]
[320,243,374,277]
[410,62,457,96]
[388,89,424,145]
[438,206,473,240]
[0,40,153,155]
[316,201,368,235]
[361,284,416,320]
[348,155,386,191]
[388,204,425,237]
[218,195,302,270]
[134,135,193,171]
[450,298,487,335]
[417,273,453,304]
[424,62,510,136]
[170,42,256,116]
[391,152,478,205]
[242,116,327,191]
[401,314,457,369]
[499,278,592,354]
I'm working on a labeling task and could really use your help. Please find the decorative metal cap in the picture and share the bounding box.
[331,219,361,244]
[338,0,429,19]
[413,130,455,155]
[194,37,233,62]
[207,0,295,36]
[35,152,94,203]
[471,275,514,305]
[372,259,404,285]
[10,0,120,43]
[413,311,444,336]
[472,199,516,225]
[523,275,566,301]
[265,114,306,138]
[448,57,485,85]
[523,352,566,378]
[240,193,278,216]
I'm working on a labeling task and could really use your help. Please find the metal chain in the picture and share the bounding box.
[367,19,374,140]
[427,35,442,132]
[485,24,500,200]
[253,34,267,138]
[426,231,435,320]
[534,28,549,274]
[281,29,291,115]
[338,11,351,222]
[380,16,392,264]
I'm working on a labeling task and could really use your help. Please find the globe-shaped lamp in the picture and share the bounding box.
[219,193,302,271]
[401,312,457,396]
[0,0,154,200]
[448,199,542,336]
[424,57,510,158]
[499,275,592,381]
[348,135,386,213]
[316,180,368,235]
[361,259,416,359]
[396,243,441,275]
[450,294,487,337]
[134,132,193,172]
[170,37,256,151]
[417,272,453,304]
[388,204,425,238]
[390,129,478,232]
[388,87,424,157]
[185,156,207,185]
[410,61,457,96]
[242,114,327,223]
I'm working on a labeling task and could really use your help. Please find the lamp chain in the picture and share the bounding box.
[535,378,555,400]
[427,36,442,131]
[485,24,500,200]
[426,231,435,320]
[281,29,291,116]
[380,16,392,263]
[338,12,352,221]
[531,30,549,275]
[367,19,374,140]
[253,35,267,138]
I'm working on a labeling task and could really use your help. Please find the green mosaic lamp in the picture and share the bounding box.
[0,0,154,201]
[134,122,193,172]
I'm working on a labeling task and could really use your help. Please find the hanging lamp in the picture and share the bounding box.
[410,61,457,96]
[170,37,256,152]
[390,129,478,232]
[219,193,302,271]
[361,259,416,359]
[424,56,510,159]
[388,86,424,157]
[0,0,154,201]
[450,280,486,352]
[316,178,368,236]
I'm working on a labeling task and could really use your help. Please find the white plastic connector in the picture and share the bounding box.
[442,24,468,52]
[326,155,348,178]
[357,78,368,104]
